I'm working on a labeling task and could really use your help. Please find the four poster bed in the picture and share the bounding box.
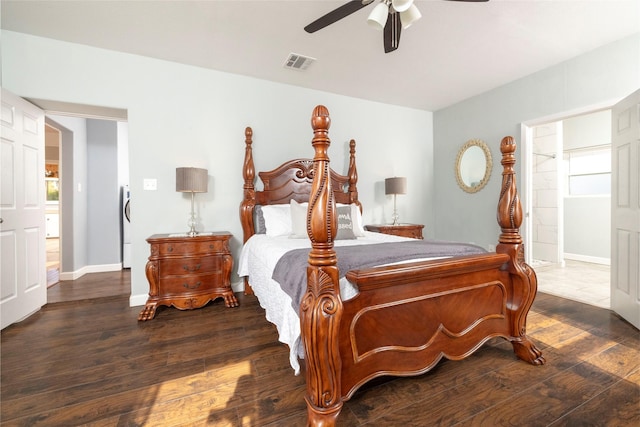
[238,105,545,426]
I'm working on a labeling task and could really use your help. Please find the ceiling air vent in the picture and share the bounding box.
[283,53,316,71]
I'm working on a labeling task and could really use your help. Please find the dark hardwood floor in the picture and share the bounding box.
[46,269,131,304]
[1,271,638,426]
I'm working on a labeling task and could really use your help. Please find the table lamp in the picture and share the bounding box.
[385,176,407,226]
[176,167,208,237]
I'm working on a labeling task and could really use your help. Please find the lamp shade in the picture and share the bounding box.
[391,0,413,12]
[176,167,208,193]
[400,4,421,29]
[367,2,389,30]
[385,177,407,195]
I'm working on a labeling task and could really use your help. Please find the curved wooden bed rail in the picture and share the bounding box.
[300,107,544,426]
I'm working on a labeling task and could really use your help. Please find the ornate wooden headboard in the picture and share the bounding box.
[239,126,361,245]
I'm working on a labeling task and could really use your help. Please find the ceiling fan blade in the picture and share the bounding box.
[304,0,372,33]
[383,12,401,53]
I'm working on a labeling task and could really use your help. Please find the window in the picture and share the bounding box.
[565,146,611,196]
[45,178,59,203]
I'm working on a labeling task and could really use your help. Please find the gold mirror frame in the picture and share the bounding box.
[455,139,493,194]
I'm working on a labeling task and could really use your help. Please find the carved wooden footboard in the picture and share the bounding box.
[301,105,544,426]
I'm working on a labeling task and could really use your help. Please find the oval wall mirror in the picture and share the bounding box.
[455,139,492,193]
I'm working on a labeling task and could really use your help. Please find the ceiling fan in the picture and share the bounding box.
[304,0,489,53]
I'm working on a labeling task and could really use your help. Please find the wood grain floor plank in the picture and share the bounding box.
[547,368,640,427]
[2,272,638,427]
[455,356,626,426]
[1,357,205,422]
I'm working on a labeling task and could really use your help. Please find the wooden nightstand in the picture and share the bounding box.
[365,224,424,239]
[138,232,238,321]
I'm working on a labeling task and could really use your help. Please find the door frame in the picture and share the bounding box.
[33,101,128,283]
[520,99,618,266]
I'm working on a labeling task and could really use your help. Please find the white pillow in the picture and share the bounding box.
[290,199,308,238]
[261,204,292,237]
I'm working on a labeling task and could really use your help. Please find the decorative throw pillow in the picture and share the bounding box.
[254,205,266,234]
[338,203,366,237]
[336,205,356,240]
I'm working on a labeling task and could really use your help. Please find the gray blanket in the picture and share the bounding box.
[272,240,487,314]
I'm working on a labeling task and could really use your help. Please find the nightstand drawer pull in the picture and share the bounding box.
[183,281,201,290]
[183,264,201,272]
[168,246,173,252]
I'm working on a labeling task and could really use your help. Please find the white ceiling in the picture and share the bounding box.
[2,0,639,111]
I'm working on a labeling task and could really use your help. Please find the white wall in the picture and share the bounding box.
[1,30,433,306]
[563,110,611,150]
[433,33,640,250]
[531,122,562,263]
[563,110,612,262]
[86,119,120,266]
[564,196,610,261]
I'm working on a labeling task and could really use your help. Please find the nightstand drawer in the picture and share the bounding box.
[160,273,222,295]
[159,256,221,277]
[156,239,228,256]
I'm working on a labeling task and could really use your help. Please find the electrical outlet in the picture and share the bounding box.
[143,178,157,191]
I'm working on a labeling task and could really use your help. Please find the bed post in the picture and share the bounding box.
[301,105,344,426]
[496,136,545,366]
[347,139,361,209]
[240,126,256,295]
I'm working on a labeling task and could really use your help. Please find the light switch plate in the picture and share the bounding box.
[143,178,157,191]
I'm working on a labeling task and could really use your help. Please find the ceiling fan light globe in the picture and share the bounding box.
[400,4,421,29]
[391,0,413,12]
[367,2,389,30]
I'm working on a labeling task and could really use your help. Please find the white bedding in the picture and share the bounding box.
[237,231,422,374]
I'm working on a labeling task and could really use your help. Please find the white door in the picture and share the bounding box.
[1,88,47,329]
[611,89,640,329]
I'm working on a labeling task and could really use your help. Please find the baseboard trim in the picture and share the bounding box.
[59,263,123,281]
[129,294,148,307]
[564,253,610,265]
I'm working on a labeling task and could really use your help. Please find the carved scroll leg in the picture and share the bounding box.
[243,277,255,296]
[302,267,344,427]
[512,338,546,366]
[305,399,343,427]
[138,303,158,321]
[222,291,239,308]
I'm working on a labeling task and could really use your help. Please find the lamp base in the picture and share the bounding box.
[186,192,199,237]
[391,193,400,225]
